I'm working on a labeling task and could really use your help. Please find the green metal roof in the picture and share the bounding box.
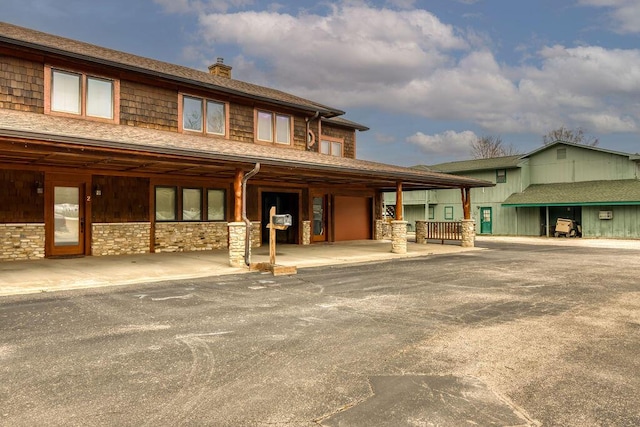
[417,155,522,173]
[502,179,640,207]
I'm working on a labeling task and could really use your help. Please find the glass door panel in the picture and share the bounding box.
[54,186,80,247]
[312,196,326,242]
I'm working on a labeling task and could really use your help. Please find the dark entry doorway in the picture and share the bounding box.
[261,192,299,244]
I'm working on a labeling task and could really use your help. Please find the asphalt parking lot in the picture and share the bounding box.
[1,241,639,426]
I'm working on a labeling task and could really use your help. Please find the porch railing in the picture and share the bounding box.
[416,221,462,244]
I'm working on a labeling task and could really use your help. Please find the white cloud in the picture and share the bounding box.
[407,130,477,157]
[578,0,640,33]
[164,1,640,140]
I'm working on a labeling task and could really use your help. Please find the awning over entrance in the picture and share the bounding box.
[502,180,640,207]
[0,109,492,191]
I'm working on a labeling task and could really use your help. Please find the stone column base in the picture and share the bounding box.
[228,222,247,268]
[391,220,408,254]
[461,219,476,248]
[302,220,311,245]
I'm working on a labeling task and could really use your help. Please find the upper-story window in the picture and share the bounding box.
[320,136,343,157]
[45,65,119,123]
[179,94,228,137]
[256,110,291,145]
[496,169,507,183]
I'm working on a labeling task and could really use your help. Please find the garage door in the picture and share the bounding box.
[334,196,372,241]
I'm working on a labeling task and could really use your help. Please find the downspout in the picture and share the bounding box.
[242,163,261,266]
[306,111,320,150]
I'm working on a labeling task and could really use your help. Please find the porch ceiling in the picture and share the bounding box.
[0,109,494,190]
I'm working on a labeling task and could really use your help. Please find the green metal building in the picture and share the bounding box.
[384,141,640,238]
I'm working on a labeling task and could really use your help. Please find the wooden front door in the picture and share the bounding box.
[46,175,89,256]
[480,207,492,234]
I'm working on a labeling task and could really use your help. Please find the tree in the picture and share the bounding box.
[542,126,599,146]
[470,136,520,159]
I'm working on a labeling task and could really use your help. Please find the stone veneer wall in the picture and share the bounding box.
[415,220,427,244]
[155,222,228,253]
[374,219,393,240]
[302,221,311,245]
[391,220,408,254]
[461,219,476,248]
[92,223,151,256]
[0,223,45,261]
[154,222,261,254]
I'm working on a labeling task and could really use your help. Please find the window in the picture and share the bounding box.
[182,188,202,221]
[155,186,226,222]
[45,65,118,122]
[319,136,344,157]
[207,189,226,221]
[428,206,435,220]
[256,110,291,144]
[496,169,507,183]
[557,148,567,159]
[180,94,227,136]
[155,187,177,221]
[444,206,454,220]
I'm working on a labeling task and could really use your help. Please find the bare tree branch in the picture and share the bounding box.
[470,136,520,159]
[542,126,599,146]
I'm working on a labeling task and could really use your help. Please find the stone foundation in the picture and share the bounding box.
[375,219,392,240]
[302,220,311,245]
[415,220,427,244]
[391,220,408,254]
[155,222,228,253]
[461,219,476,247]
[92,223,151,256]
[0,223,45,261]
[228,222,247,268]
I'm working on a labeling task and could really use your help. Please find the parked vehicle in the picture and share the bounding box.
[554,218,581,237]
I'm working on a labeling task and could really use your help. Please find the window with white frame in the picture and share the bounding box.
[47,66,118,122]
[181,94,227,136]
[256,110,291,144]
[319,137,343,157]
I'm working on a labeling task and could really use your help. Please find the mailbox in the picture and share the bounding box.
[272,214,292,228]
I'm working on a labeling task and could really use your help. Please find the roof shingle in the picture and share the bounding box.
[502,180,640,206]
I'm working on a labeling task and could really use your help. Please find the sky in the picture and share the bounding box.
[3,0,640,166]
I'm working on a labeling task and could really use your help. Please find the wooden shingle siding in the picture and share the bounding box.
[0,56,44,113]
[0,170,45,223]
[91,175,150,223]
[293,116,307,151]
[229,103,254,142]
[120,81,178,131]
[322,124,356,159]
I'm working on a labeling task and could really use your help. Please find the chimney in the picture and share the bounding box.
[208,57,232,79]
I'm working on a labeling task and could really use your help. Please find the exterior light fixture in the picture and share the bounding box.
[35,181,44,194]
[94,184,102,196]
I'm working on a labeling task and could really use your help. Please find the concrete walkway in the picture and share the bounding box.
[0,240,480,296]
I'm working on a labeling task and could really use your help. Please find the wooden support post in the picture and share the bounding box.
[233,168,243,222]
[461,188,471,220]
[269,206,276,265]
[395,181,403,221]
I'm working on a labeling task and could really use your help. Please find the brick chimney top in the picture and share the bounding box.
[208,57,232,79]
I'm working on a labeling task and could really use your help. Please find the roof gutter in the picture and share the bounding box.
[242,163,260,266]
[305,112,320,150]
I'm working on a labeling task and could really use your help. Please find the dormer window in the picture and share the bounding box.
[179,94,228,137]
[256,110,291,145]
[45,65,119,123]
[320,136,344,157]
